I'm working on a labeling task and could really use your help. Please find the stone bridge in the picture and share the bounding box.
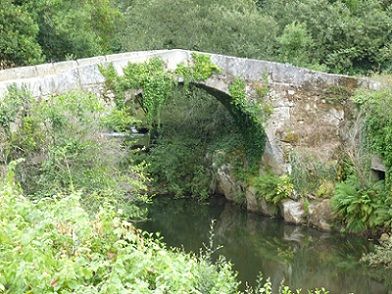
[0,49,381,176]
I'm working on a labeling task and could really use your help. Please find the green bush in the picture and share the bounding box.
[332,176,392,233]
[1,0,121,67]
[100,57,175,127]
[0,1,43,68]
[101,108,139,132]
[252,172,294,204]
[277,21,320,69]
[0,88,147,213]
[354,89,392,181]
[0,173,239,293]
[328,88,392,233]
[120,0,277,60]
[0,165,330,293]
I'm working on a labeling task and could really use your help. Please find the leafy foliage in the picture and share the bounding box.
[176,53,222,82]
[0,0,43,68]
[354,89,392,181]
[332,176,392,233]
[101,55,267,200]
[100,58,175,127]
[329,89,392,233]
[228,79,267,168]
[1,0,121,67]
[144,87,241,200]
[252,172,294,205]
[277,22,325,71]
[101,108,139,133]
[362,238,392,269]
[118,0,392,75]
[0,173,240,293]
[0,88,148,213]
[120,0,277,61]
[261,0,392,74]
[3,0,392,75]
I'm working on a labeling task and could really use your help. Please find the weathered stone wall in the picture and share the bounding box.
[0,49,382,230]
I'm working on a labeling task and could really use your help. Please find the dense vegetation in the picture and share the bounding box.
[3,0,392,75]
[328,89,392,234]
[0,87,148,215]
[1,0,121,67]
[0,85,239,292]
[0,85,328,293]
[0,168,241,293]
[3,0,392,289]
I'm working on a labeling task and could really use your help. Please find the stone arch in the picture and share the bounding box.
[0,49,380,175]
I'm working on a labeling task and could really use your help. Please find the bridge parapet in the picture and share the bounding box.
[0,49,383,175]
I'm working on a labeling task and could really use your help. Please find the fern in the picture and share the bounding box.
[332,176,391,233]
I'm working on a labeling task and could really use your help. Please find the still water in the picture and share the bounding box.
[139,196,392,294]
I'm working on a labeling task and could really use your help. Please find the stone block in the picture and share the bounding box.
[245,186,279,217]
[308,199,334,231]
[280,199,306,225]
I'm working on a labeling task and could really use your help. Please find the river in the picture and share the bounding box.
[138,196,392,294]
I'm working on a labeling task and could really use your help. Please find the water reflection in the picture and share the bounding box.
[139,196,392,294]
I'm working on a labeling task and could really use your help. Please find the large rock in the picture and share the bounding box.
[215,164,242,202]
[280,200,306,225]
[308,199,334,231]
[245,186,279,217]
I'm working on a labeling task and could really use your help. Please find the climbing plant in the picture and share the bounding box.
[99,58,175,127]
[175,53,221,83]
[100,53,222,128]
[228,78,267,169]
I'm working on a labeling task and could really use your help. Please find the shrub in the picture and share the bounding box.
[101,108,139,132]
[252,172,294,204]
[120,0,277,60]
[277,22,315,68]
[0,88,148,212]
[332,176,392,233]
[353,89,392,181]
[0,172,239,293]
[0,1,43,67]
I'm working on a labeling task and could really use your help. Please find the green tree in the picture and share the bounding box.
[263,0,392,74]
[277,22,315,68]
[0,0,43,68]
[120,0,277,60]
[20,0,122,62]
